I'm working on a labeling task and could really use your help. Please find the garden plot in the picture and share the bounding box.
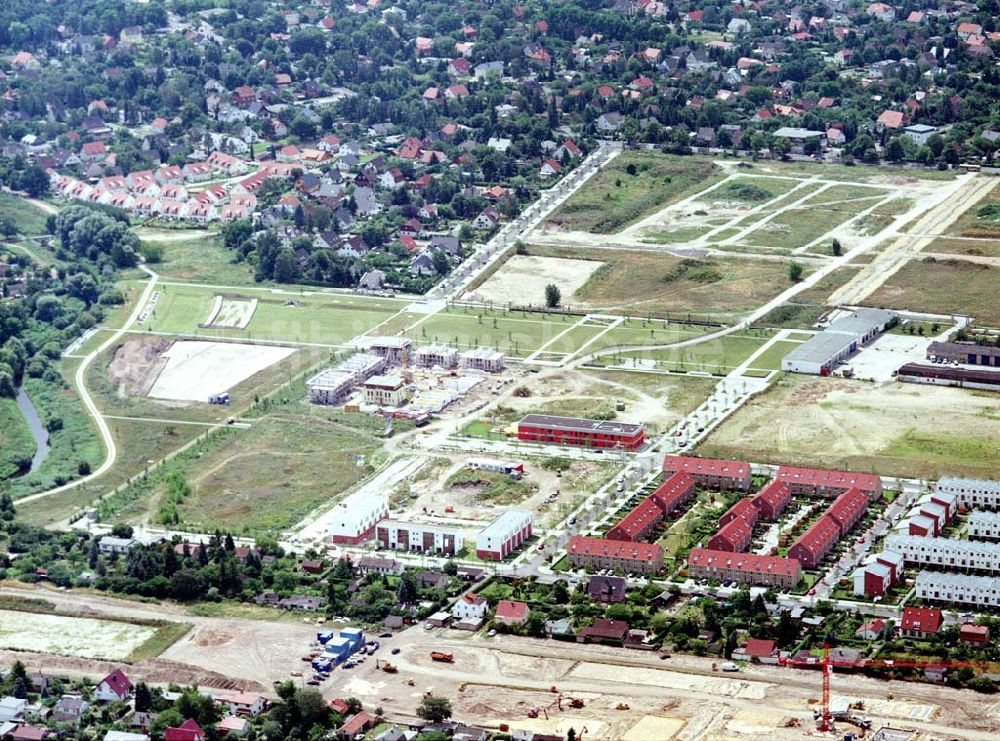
[148,341,296,401]
[204,295,258,329]
[0,609,154,660]
[467,255,604,307]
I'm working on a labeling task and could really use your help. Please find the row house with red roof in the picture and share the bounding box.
[775,466,881,500]
[687,548,801,588]
[566,535,664,575]
[661,455,751,491]
[789,487,869,568]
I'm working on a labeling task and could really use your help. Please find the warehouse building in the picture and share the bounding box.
[936,476,1000,510]
[776,465,882,499]
[885,534,1000,574]
[781,308,895,375]
[897,363,1000,392]
[661,455,751,491]
[375,520,463,555]
[328,492,389,544]
[687,548,801,588]
[306,353,386,405]
[517,414,645,450]
[475,510,532,560]
[459,347,506,372]
[928,341,1000,368]
[751,480,793,520]
[362,374,409,406]
[566,536,663,575]
[967,510,1000,541]
[915,570,1000,608]
[364,336,413,365]
[414,344,458,369]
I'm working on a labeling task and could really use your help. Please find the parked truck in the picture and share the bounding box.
[430,651,454,663]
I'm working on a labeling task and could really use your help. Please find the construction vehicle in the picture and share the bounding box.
[430,651,454,663]
[616,703,630,711]
[780,643,979,733]
[375,659,398,673]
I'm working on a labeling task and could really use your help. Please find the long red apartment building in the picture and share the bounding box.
[750,480,793,520]
[607,473,696,543]
[788,487,869,568]
[662,455,751,491]
[687,548,801,588]
[566,535,664,575]
[776,465,881,500]
[517,414,645,450]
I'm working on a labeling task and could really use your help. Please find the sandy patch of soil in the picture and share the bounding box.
[467,255,604,306]
[107,338,173,396]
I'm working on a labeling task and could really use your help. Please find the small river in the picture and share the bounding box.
[15,386,50,474]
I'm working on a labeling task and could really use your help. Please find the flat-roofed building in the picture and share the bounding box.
[566,535,663,575]
[782,308,895,375]
[517,414,645,450]
[459,347,505,372]
[885,533,1000,574]
[661,455,750,491]
[306,353,385,405]
[327,492,389,544]
[936,476,1000,510]
[968,510,1000,541]
[915,571,1000,608]
[414,344,458,368]
[687,548,801,588]
[362,374,409,406]
[375,520,463,555]
[928,341,1000,368]
[898,362,1000,392]
[363,336,413,365]
[908,514,937,537]
[476,510,532,560]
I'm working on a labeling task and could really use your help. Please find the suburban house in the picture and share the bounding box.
[899,606,943,639]
[452,593,489,623]
[94,669,133,703]
[495,600,530,627]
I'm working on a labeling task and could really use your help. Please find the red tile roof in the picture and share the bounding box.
[607,497,662,541]
[789,514,841,564]
[650,472,696,513]
[775,466,880,495]
[751,480,792,517]
[744,638,776,658]
[99,668,132,698]
[827,487,868,529]
[496,600,529,622]
[900,606,942,634]
[707,517,754,552]
[688,548,801,577]
[662,455,750,481]
[719,498,760,527]
[567,535,662,563]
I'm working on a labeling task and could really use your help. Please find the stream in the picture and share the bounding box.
[15,386,50,474]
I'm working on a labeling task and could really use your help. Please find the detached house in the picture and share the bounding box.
[95,669,133,703]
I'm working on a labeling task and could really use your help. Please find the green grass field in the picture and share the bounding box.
[595,333,769,373]
[744,340,798,371]
[696,176,801,203]
[925,237,1000,259]
[866,257,1000,325]
[946,188,1000,237]
[546,152,724,233]
[0,193,51,236]
[755,160,960,183]
[135,283,403,345]
[0,397,36,481]
[741,206,859,251]
[137,230,256,285]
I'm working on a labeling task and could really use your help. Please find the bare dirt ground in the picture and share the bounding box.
[466,255,604,306]
[107,337,173,396]
[329,628,999,740]
[0,585,315,692]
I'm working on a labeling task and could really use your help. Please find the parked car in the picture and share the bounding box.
[391,647,401,655]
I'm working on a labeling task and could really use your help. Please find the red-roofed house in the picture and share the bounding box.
[80,141,108,162]
[540,159,562,177]
[789,514,841,569]
[566,535,663,575]
[339,712,376,738]
[577,618,629,644]
[827,488,869,533]
[876,110,909,130]
[164,719,205,741]
[329,698,350,715]
[687,549,801,588]
[495,600,530,627]
[735,638,778,663]
[707,517,755,553]
[775,466,881,500]
[11,727,48,741]
[649,473,697,515]
[607,498,664,542]
[959,624,989,645]
[719,499,760,528]
[662,455,751,491]
[899,606,942,639]
[855,619,886,640]
[751,481,792,520]
[95,669,133,702]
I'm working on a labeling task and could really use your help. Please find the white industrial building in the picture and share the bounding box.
[915,570,1000,607]
[968,510,1000,541]
[475,510,532,560]
[328,491,389,544]
[459,347,506,372]
[885,534,1000,574]
[414,344,458,368]
[781,308,895,375]
[936,476,1000,510]
[306,353,385,405]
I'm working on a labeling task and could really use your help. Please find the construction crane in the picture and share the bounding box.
[780,643,979,733]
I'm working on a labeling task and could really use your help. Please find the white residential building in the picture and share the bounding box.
[936,476,1000,510]
[475,510,532,560]
[98,536,136,554]
[968,510,1000,541]
[459,347,505,372]
[306,353,385,405]
[0,697,27,723]
[884,534,1000,574]
[328,491,389,544]
[362,374,409,407]
[451,592,488,621]
[414,344,458,369]
[375,519,464,555]
[915,570,1000,607]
